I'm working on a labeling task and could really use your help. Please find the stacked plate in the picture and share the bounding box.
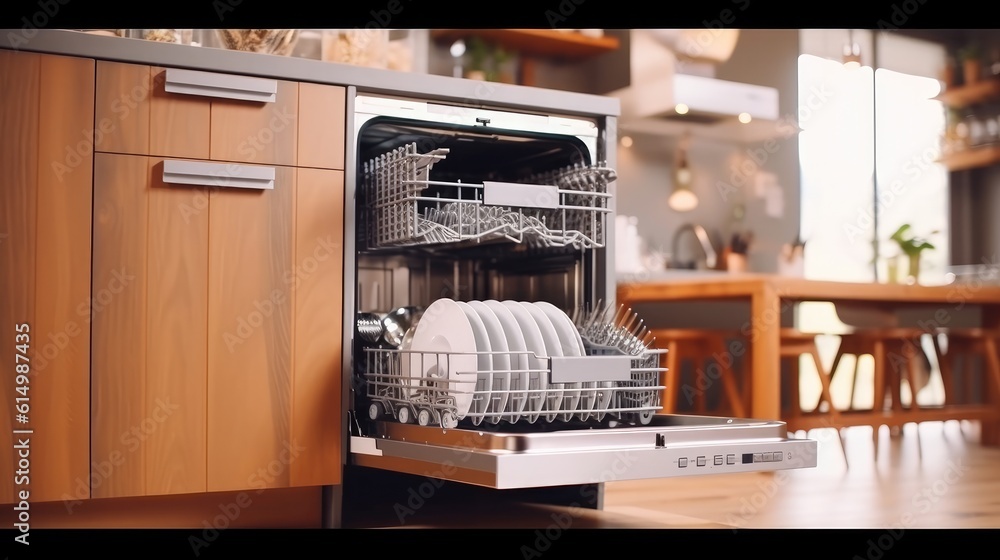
[404,298,591,425]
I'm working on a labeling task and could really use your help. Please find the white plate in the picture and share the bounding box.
[520,302,567,422]
[407,298,478,420]
[502,301,549,424]
[484,300,530,423]
[456,301,491,426]
[468,301,510,423]
[532,301,583,420]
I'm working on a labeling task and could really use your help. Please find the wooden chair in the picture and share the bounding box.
[824,327,934,456]
[930,328,1000,420]
[828,328,931,414]
[779,328,849,466]
[650,329,748,418]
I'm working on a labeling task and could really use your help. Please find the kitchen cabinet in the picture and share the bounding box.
[1,51,346,504]
[0,51,94,504]
[91,154,344,498]
[89,61,345,499]
[94,61,346,170]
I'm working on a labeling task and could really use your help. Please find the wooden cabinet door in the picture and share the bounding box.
[91,153,209,498]
[297,83,346,170]
[203,165,345,491]
[0,51,94,504]
[290,168,344,487]
[206,165,296,492]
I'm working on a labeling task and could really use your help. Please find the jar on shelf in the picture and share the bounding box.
[965,110,986,147]
[216,30,299,56]
[322,29,389,68]
[131,29,192,44]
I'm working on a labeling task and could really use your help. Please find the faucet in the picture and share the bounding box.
[670,223,718,270]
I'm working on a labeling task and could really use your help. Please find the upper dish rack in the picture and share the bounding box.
[362,142,615,250]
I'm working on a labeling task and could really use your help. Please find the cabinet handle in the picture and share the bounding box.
[164,68,277,103]
[163,160,275,190]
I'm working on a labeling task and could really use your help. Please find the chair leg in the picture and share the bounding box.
[872,339,887,413]
[817,346,847,411]
[932,334,954,406]
[706,338,745,418]
[903,339,923,413]
[809,347,839,420]
[663,340,679,414]
[694,355,707,416]
[849,354,862,410]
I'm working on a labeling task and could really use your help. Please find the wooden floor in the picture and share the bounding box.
[602,420,1000,528]
[357,420,1000,529]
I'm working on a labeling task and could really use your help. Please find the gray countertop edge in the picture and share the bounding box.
[2,29,620,119]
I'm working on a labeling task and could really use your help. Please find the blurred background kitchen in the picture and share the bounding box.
[105,28,1000,289]
[262,29,996,287]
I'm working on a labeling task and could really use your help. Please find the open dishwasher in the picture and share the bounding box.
[338,91,816,522]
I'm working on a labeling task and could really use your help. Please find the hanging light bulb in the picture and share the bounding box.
[842,30,861,69]
[668,132,698,212]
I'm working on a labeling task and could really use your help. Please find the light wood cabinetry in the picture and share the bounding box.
[94,61,338,168]
[3,51,346,505]
[92,156,346,497]
[0,51,95,504]
[90,61,347,498]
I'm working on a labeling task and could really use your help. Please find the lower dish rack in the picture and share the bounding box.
[361,344,665,430]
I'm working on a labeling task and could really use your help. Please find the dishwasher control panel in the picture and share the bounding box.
[671,442,811,474]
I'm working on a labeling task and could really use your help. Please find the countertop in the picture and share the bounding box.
[1,29,620,119]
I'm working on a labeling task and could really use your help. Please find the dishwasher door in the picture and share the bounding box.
[349,414,817,489]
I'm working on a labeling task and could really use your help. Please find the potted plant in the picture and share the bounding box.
[465,36,489,81]
[958,44,982,85]
[889,224,937,284]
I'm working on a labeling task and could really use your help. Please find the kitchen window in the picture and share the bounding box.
[796,31,949,410]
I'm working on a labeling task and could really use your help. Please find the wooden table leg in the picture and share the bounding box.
[662,340,679,414]
[750,284,781,421]
[982,305,1000,446]
[982,337,1000,446]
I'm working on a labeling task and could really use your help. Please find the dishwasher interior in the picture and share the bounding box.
[339,93,817,525]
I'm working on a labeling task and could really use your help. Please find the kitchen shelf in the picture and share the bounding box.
[430,29,620,59]
[936,78,1000,108]
[938,144,1000,171]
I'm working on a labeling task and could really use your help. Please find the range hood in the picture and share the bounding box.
[609,30,786,143]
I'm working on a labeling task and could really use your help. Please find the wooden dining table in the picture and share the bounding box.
[616,273,1000,445]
